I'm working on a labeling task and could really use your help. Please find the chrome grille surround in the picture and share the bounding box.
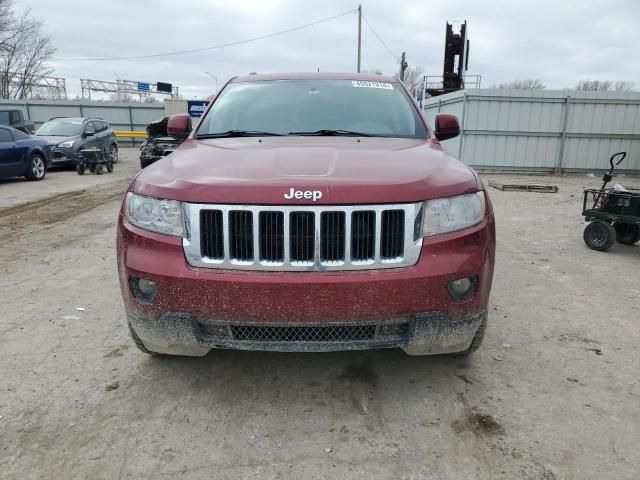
[182,203,423,271]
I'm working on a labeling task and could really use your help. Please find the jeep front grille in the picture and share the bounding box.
[183,203,423,271]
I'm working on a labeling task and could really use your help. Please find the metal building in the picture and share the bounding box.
[424,89,640,173]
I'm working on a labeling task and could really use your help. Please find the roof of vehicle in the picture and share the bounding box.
[231,72,399,84]
[0,125,36,138]
[46,116,106,122]
[48,117,87,122]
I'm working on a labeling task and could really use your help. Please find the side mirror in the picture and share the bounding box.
[167,113,192,138]
[434,113,460,141]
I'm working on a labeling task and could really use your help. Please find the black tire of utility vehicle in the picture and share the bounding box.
[25,153,46,181]
[453,315,487,356]
[106,161,114,173]
[128,321,157,355]
[614,222,640,245]
[76,163,85,175]
[95,163,103,175]
[583,220,616,251]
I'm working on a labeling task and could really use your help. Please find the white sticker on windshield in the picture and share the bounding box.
[352,81,393,89]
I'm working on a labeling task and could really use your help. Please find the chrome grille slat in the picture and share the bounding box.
[229,210,253,262]
[321,211,346,262]
[183,203,423,271]
[381,210,405,259]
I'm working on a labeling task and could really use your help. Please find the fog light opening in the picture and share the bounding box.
[447,276,478,302]
[131,277,159,302]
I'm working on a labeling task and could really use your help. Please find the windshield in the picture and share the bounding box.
[196,79,428,139]
[35,120,83,136]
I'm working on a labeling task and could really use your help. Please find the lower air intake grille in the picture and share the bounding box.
[231,325,376,342]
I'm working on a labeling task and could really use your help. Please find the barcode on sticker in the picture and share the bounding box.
[352,81,393,89]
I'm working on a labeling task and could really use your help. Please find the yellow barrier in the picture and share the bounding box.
[115,131,147,138]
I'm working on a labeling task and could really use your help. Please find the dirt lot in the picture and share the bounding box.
[1,149,639,479]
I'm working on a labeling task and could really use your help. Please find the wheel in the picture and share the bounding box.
[614,223,640,245]
[109,144,119,163]
[95,163,103,175]
[25,153,46,181]
[583,220,616,251]
[76,163,85,175]
[128,321,154,355]
[89,165,95,173]
[453,315,487,356]
[106,161,114,173]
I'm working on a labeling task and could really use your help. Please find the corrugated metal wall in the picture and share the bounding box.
[0,99,165,139]
[424,89,640,172]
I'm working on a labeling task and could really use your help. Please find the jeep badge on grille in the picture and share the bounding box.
[284,188,323,201]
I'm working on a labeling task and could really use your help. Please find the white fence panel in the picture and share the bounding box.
[424,89,640,173]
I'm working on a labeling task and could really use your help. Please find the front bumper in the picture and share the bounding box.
[50,147,77,165]
[128,310,487,356]
[117,212,495,356]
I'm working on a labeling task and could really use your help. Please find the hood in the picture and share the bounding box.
[36,135,75,146]
[134,137,479,205]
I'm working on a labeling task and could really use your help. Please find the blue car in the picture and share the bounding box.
[0,125,52,181]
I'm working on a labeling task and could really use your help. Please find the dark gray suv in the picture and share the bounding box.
[34,117,118,167]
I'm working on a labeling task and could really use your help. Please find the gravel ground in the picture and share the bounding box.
[1,150,639,479]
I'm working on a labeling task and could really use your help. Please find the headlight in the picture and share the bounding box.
[57,140,74,148]
[126,193,184,236]
[422,192,485,236]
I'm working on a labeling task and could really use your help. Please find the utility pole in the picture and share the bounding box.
[357,5,362,73]
[400,52,408,81]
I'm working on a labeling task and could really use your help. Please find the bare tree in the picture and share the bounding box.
[574,79,635,92]
[0,0,12,37]
[394,66,425,97]
[493,79,546,90]
[108,92,136,103]
[0,3,55,99]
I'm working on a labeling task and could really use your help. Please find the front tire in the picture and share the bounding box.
[128,321,154,355]
[109,144,119,163]
[614,223,640,245]
[584,220,616,251]
[453,315,487,356]
[25,153,46,181]
[76,163,85,175]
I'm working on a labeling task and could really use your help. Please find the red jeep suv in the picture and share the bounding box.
[117,73,495,357]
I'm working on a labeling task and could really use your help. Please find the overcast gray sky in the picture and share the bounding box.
[18,0,640,99]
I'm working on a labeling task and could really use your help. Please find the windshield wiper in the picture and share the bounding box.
[196,130,283,138]
[288,129,373,137]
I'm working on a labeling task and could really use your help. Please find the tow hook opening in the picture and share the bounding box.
[447,275,478,302]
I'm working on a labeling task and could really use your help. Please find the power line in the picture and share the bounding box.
[362,14,400,62]
[54,9,357,62]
